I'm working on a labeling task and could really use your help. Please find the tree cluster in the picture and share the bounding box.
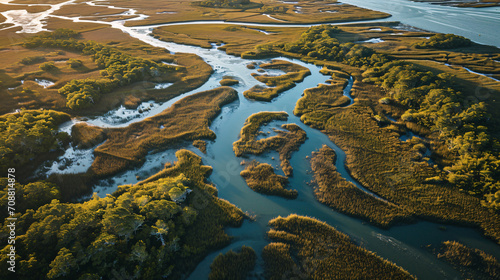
[0,110,71,171]
[277,25,389,67]
[415,33,473,49]
[194,0,253,8]
[0,175,193,279]
[261,5,288,14]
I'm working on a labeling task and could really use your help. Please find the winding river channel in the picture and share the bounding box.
[2,0,500,279]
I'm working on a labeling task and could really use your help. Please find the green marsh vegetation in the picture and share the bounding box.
[240,160,298,199]
[208,245,257,280]
[252,24,500,241]
[262,214,415,280]
[244,60,311,101]
[294,75,351,115]
[0,149,245,280]
[233,111,306,176]
[436,241,500,279]
[153,24,307,57]
[0,26,213,115]
[310,145,408,227]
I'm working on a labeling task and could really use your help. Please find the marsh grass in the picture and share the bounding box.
[0,26,213,115]
[193,139,207,153]
[263,214,415,280]
[240,160,298,199]
[71,122,107,149]
[208,245,257,280]
[0,149,245,279]
[117,0,388,27]
[311,145,409,227]
[437,241,500,279]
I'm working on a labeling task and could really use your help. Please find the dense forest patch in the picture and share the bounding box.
[0,110,71,175]
[0,149,244,280]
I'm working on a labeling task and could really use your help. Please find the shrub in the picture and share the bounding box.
[39,61,58,71]
[20,56,45,65]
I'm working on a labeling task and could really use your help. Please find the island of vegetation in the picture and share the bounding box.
[243,60,311,101]
[436,241,500,279]
[240,160,298,199]
[208,245,257,280]
[233,111,306,176]
[219,76,239,86]
[0,150,245,280]
[262,214,415,279]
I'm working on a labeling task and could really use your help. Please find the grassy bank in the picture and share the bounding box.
[152,24,307,57]
[240,161,298,199]
[233,111,306,176]
[310,145,409,227]
[436,241,500,279]
[71,122,107,149]
[209,245,256,280]
[262,214,415,279]
[91,86,238,177]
